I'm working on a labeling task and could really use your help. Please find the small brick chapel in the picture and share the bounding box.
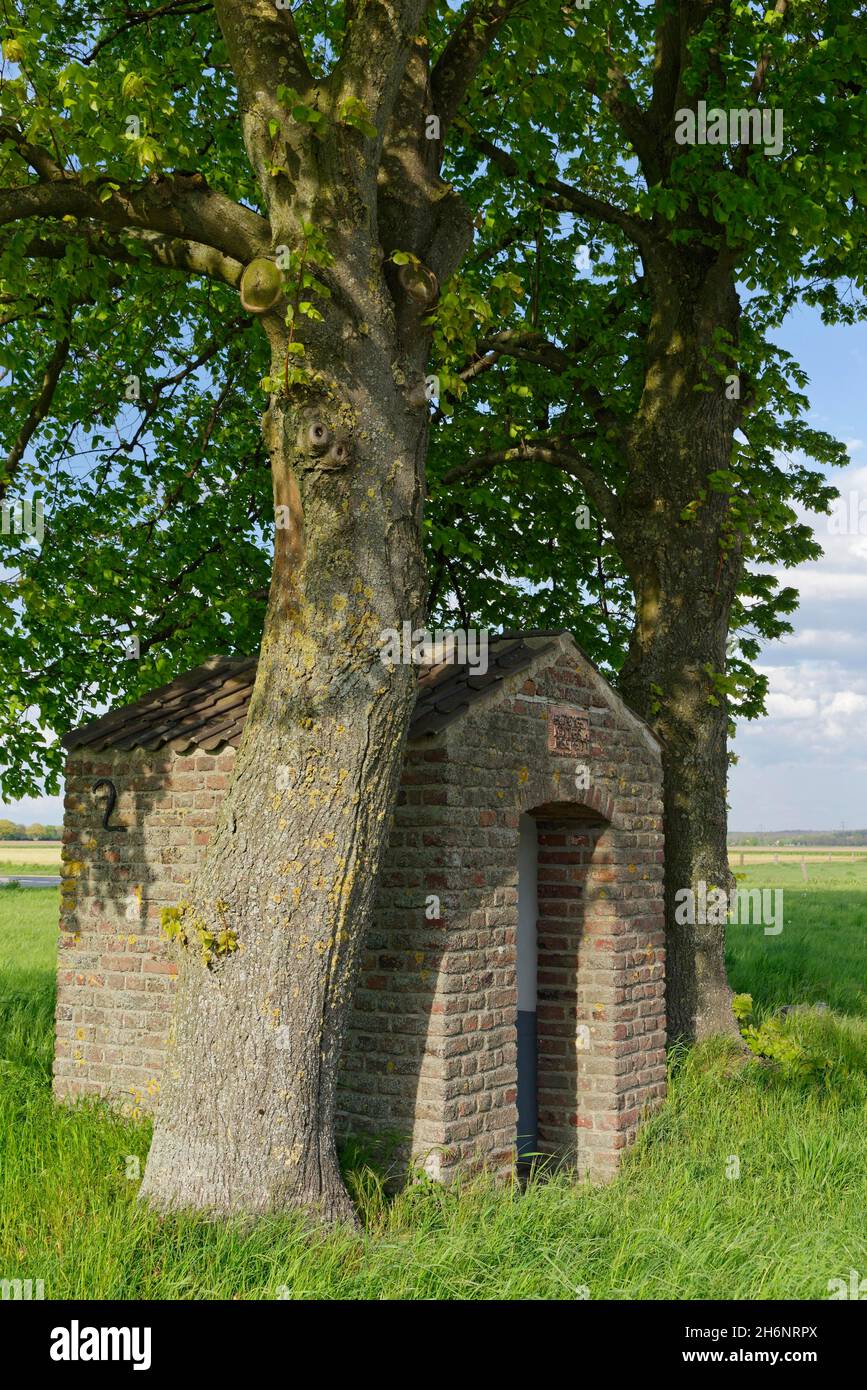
[54,630,667,1183]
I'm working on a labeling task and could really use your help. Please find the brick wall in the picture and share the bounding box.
[54,748,233,1112]
[534,815,666,1175]
[54,635,666,1182]
[337,639,666,1182]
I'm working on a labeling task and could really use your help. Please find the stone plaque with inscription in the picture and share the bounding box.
[547,704,590,756]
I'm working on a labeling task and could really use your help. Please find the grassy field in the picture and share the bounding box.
[0,842,62,876]
[0,865,865,1301]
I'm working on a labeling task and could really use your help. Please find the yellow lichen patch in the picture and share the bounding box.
[61,861,85,879]
[161,900,238,968]
[517,767,529,784]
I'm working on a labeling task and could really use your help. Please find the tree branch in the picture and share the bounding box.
[431,0,525,134]
[23,227,245,289]
[736,0,790,177]
[585,57,659,183]
[83,2,212,64]
[333,0,430,140]
[648,0,683,135]
[463,314,640,430]
[441,437,617,519]
[2,334,71,495]
[749,0,789,99]
[0,120,66,182]
[212,0,312,99]
[0,173,268,270]
[469,131,652,249]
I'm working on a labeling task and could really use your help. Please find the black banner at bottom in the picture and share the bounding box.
[1,1297,861,1374]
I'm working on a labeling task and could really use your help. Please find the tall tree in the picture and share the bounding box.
[0,0,528,1221]
[424,0,865,1038]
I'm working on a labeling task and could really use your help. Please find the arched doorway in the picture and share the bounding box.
[518,802,610,1167]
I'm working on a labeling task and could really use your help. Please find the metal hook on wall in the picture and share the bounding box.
[92,778,126,833]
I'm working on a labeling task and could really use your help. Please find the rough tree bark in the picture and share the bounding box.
[139,326,431,1221]
[615,245,744,1041]
[134,0,514,1220]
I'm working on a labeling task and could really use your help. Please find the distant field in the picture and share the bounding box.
[730,847,867,864]
[0,842,62,875]
[727,861,867,1018]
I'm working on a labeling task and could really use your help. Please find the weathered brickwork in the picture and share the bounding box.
[54,748,234,1111]
[54,634,666,1182]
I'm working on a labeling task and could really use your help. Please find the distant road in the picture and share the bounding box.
[0,875,61,888]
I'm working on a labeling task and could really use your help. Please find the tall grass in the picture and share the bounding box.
[1,877,865,1300]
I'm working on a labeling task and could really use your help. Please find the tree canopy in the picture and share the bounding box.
[2,0,865,784]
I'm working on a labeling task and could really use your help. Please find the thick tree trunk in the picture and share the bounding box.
[619,540,740,1043]
[615,248,744,1043]
[140,315,429,1221]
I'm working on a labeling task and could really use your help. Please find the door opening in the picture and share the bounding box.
[516,813,538,1161]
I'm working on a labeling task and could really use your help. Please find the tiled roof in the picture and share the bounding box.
[63,632,563,755]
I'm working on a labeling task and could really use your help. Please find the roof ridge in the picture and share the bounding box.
[62,631,598,753]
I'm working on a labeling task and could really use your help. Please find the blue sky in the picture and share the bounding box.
[4,304,867,833]
[728,304,867,830]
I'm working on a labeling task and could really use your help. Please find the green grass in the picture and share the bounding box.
[0,864,60,878]
[727,862,867,1018]
[1,873,865,1300]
